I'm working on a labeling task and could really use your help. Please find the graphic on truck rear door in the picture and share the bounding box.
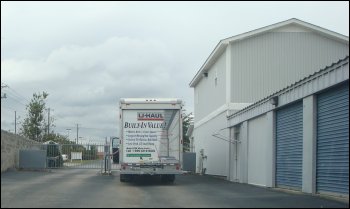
[123,109,180,163]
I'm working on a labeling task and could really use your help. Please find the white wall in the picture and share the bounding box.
[229,121,248,183]
[231,31,349,103]
[302,95,316,193]
[228,113,274,187]
[247,114,269,186]
[194,112,228,176]
[194,51,226,122]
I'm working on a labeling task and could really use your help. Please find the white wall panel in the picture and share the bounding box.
[194,112,228,176]
[231,32,349,103]
[247,114,269,186]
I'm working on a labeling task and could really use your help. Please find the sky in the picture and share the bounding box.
[1,1,349,143]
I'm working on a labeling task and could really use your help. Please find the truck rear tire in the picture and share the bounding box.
[120,174,129,182]
[161,174,175,183]
[168,174,175,183]
[120,174,125,182]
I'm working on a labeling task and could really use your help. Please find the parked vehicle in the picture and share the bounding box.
[43,141,63,168]
[119,98,183,183]
[111,137,120,163]
[61,154,68,161]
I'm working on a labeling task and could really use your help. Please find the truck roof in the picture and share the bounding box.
[120,98,182,104]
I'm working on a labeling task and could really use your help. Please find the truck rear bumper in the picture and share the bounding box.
[120,164,183,175]
[120,170,183,175]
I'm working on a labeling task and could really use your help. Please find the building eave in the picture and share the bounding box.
[189,18,349,88]
[189,42,228,87]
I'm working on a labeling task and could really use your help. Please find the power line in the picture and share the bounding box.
[7,86,30,103]
[78,126,116,131]
[50,112,72,125]
[5,90,29,105]
[52,124,115,131]
[1,104,18,112]
[6,94,27,107]
[1,103,26,115]
[1,84,30,103]
[1,83,8,99]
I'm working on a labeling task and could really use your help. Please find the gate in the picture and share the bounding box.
[18,142,120,172]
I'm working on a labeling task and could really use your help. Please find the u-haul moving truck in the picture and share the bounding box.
[119,98,183,183]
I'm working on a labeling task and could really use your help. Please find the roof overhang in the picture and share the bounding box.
[189,42,228,87]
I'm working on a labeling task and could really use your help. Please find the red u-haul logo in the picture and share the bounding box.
[137,112,164,121]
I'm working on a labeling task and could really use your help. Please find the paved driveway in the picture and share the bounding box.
[1,169,348,208]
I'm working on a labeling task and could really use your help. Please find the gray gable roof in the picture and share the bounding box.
[189,18,349,87]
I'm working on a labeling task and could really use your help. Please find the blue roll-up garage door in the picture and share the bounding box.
[276,102,303,190]
[317,83,349,195]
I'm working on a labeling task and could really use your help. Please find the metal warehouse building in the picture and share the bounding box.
[228,57,348,196]
[189,18,349,197]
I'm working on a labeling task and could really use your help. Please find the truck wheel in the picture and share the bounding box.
[168,174,175,183]
[120,174,133,182]
[120,174,126,182]
[161,175,175,183]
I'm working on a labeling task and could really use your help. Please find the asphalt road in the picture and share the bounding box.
[1,169,348,208]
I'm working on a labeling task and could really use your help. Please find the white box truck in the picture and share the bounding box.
[119,98,183,183]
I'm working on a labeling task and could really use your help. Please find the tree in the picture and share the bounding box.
[46,133,74,145]
[20,91,50,142]
[182,110,193,152]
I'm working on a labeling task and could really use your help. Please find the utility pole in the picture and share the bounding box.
[1,84,8,99]
[47,108,50,135]
[66,128,71,140]
[76,124,79,144]
[14,111,21,135]
[15,111,17,135]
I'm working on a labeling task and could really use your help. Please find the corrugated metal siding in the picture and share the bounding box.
[231,32,349,103]
[316,83,349,195]
[228,56,349,128]
[194,51,226,122]
[276,102,303,190]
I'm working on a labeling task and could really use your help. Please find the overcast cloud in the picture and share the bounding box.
[1,1,349,143]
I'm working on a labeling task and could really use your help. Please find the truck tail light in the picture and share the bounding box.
[122,163,127,170]
[176,164,180,170]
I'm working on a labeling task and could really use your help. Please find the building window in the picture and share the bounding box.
[214,69,218,87]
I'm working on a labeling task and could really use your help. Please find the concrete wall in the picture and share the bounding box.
[1,130,39,173]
